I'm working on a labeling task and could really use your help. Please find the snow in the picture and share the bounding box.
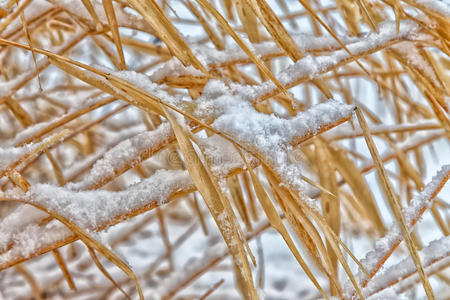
[48,0,152,34]
[391,42,440,89]
[197,134,258,177]
[158,240,228,296]
[0,0,8,10]
[0,0,53,37]
[0,71,34,99]
[5,121,52,147]
[344,165,450,297]
[0,144,36,170]
[242,21,421,102]
[403,164,450,225]
[149,59,204,82]
[195,80,354,192]
[410,0,450,17]
[1,169,192,230]
[92,68,186,111]
[68,122,173,190]
[151,32,359,79]
[364,236,450,298]
[0,133,69,172]
[2,94,116,147]
[0,221,71,267]
[0,206,48,252]
[148,20,417,90]
[391,257,450,296]
[95,66,355,195]
[0,0,448,298]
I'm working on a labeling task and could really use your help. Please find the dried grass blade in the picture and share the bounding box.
[227,175,253,232]
[0,0,32,34]
[191,136,257,268]
[183,0,224,50]
[190,194,209,235]
[119,36,171,59]
[87,246,131,300]
[102,0,126,69]
[245,0,303,61]
[263,167,366,298]
[4,96,33,127]
[264,168,343,296]
[195,0,288,95]
[0,199,144,300]
[162,107,258,299]
[126,0,207,72]
[239,151,330,299]
[355,107,435,300]
[289,189,366,299]
[52,249,76,290]
[91,35,122,69]
[48,57,163,115]
[15,265,42,300]
[242,172,259,222]
[355,0,378,31]
[198,278,225,300]
[244,0,331,97]
[314,138,340,295]
[327,144,386,234]
[1,129,70,179]
[236,0,261,44]
[45,150,65,186]
[296,0,369,74]
[80,0,103,31]
[19,11,42,90]
[156,207,174,270]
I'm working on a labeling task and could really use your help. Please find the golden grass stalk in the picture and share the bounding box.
[127,0,206,72]
[14,265,42,300]
[0,198,145,299]
[102,0,126,69]
[240,150,330,299]
[356,108,435,299]
[0,0,449,298]
[162,106,258,299]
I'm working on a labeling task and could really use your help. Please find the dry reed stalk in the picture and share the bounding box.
[0,0,448,299]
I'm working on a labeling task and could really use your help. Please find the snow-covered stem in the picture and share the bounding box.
[364,236,450,297]
[344,165,450,297]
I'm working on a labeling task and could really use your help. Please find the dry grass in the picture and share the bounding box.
[0,0,449,299]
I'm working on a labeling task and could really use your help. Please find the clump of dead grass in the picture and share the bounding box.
[0,0,449,299]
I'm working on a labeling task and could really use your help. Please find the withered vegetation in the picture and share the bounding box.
[0,0,449,299]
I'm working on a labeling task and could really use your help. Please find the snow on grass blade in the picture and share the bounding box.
[163,106,258,299]
[345,164,450,296]
[355,108,436,299]
[0,198,144,300]
[240,149,330,300]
